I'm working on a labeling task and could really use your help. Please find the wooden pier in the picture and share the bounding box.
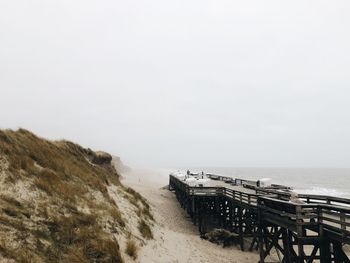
[169,173,350,263]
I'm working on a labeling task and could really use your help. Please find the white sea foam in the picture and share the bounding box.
[295,187,350,197]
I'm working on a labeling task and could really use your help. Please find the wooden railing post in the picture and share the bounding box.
[318,206,323,236]
[295,205,305,261]
[340,212,346,231]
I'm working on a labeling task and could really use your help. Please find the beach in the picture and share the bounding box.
[121,168,259,263]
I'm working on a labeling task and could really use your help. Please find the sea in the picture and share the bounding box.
[184,167,350,198]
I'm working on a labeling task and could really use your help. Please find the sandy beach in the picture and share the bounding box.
[121,168,259,263]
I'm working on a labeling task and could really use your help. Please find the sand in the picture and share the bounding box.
[121,168,259,263]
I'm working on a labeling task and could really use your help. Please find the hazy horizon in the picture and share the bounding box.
[1,1,350,168]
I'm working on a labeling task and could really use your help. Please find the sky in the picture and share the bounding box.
[0,0,350,168]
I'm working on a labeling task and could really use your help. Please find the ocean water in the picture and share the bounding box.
[186,167,350,198]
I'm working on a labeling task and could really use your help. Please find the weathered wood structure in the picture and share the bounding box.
[169,173,350,263]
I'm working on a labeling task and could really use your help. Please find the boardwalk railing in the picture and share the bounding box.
[170,174,350,240]
[170,175,260,206]
[206,173,258,186]
[258,196,319,232]
[258,196,350,243]
[171,174,350,234]
[169,173,350,262]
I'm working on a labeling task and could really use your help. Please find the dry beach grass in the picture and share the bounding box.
[0,129,153,263]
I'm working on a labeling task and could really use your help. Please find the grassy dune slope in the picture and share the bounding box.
[0,129,153,263]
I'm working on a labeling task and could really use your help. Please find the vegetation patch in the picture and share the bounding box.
[125,239,138,260]
[138,219,153,240]
[108,206,126,228]
[122,186,154,222]
[2,207,18,217]
[0,195,22,208]
[38,213,124,263]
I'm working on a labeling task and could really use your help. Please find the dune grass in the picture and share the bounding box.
[138,219,153,240]
[0,128,154,262]
[125,239,138,260]
[0,129,131,262]
[122,186,154,222]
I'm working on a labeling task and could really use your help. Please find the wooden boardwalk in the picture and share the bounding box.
[169,173,350,263]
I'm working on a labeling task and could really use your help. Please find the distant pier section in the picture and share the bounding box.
[169,171,350,263]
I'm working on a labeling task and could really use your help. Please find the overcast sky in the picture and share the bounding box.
[1,1,350,167]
